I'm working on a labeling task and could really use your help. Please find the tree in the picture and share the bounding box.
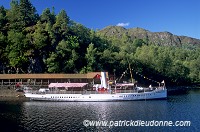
[18,0,38,28]
[0,6,7,67]
[46,36,79,73]
[7,0,38,31]
[0,32,7,73]
[27,21,50,73]
[33,22,48,50]
[84,43,97,72]
[0,6,8,33]
[46,52,60,73]
[56,36,79,72]
[7,0,19,30]
[40,8,55,25]
[6,31,28,71]
[53,10,69,40]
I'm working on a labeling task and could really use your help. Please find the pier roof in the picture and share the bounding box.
[0,72,106,79]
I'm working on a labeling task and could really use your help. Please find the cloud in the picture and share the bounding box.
[116,22,130,27]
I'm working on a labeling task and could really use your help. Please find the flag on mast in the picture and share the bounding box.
[161,80,165,83]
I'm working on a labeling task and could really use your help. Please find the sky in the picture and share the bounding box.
[1,0,200,39]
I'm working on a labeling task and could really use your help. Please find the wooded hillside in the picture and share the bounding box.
[0,0,199,85]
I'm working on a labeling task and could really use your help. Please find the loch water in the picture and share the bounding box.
[0,88,200,131]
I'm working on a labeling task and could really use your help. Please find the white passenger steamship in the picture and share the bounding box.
[24,72,167,101]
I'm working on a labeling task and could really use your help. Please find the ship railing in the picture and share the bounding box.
[25,87,165,94]
[25,89,138,94]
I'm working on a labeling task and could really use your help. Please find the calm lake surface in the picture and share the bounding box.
[0,88,200,131]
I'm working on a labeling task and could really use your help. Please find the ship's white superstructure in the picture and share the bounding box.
[24,72,167,101]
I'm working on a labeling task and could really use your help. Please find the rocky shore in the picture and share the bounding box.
[0,88,27,101]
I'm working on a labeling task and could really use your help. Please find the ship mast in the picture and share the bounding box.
[127,59,134,83]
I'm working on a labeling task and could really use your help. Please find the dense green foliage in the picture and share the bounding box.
[0,0,199,85]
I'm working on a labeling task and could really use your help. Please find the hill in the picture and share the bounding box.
[98,26,200,47]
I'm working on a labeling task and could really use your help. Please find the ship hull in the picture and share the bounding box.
[24,89,167,102]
